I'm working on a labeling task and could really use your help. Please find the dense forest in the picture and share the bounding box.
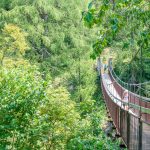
[0,0,149,149]
[0,0,120,149]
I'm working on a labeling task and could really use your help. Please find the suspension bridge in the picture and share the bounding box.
[98,58,150,150]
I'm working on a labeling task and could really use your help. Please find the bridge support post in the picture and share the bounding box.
[138,119,142,150]
[120,108,122,137]
[127,112,130,149]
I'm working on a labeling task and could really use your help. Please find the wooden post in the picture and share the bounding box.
[120,108,122,137]
[127,112,130,149]
[138,119,142,150]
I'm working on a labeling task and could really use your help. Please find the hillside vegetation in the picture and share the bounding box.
[0,0,119,149]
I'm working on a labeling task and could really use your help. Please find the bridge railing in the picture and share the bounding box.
[108,59,150,97]
[108,59,150,124]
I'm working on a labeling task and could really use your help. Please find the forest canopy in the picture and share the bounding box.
[0,0,120,149]
[1,0,149,149]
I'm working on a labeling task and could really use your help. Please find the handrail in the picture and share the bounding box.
[108,59,150,101]
[102,74,150,115]
[109,67,150,101]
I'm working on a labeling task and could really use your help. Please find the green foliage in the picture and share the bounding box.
[84,0,150,83]
[67,104,120,150]
[36,87,80,149]
[0,0,97,76]
[0,66,81,149]
[0,24,28,64]
[0,0,120,149]
[0,66,44,149]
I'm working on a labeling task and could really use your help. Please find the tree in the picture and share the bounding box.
[0,65,81,149]
[83,0,150,83]
[0,24,28,65]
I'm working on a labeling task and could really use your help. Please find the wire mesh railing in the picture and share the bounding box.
[108,59,150,101]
